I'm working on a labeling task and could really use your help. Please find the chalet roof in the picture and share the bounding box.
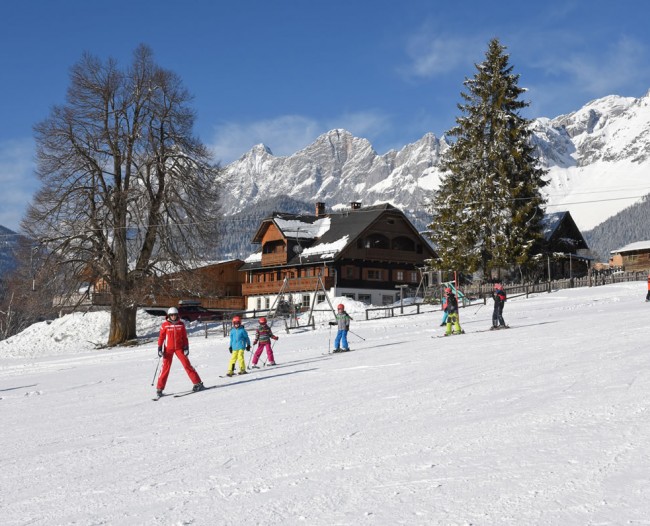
[242,203,432,269]
[540,210,589,250]
[540,211,569,241]
[610,240,650,254]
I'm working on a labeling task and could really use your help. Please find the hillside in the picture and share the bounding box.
[583,196,650,261]
[2,283,649,524]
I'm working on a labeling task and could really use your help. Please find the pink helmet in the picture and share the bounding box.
[337,304,344,310]
[444,288,452,294]
[494,283,502,289]
[232,315,241,324]
[259,317,267,324]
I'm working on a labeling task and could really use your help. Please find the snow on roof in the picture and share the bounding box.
[610,240,650,254]
[540,211,565,239]
[244,251,262,263]
[301,235,349,259]
[274,217,331,239]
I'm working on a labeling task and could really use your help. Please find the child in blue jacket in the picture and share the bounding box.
[227,315,251,376]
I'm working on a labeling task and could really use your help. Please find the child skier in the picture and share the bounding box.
[329,303,352,352]
[227,315,251,376]
[646,273,650,302]
[440,291,449,326]
[491,283,508,329]
[444,288,463,336]
[156,307,204,397]
[251,316,279,368]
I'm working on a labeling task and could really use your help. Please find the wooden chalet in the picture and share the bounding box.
[609,240,650,272]
[142,259,246,310]
[538,211,591,279]
[239,202,437,309]
[55,259,246,312]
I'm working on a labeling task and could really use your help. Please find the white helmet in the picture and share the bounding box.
[167,307,179,316]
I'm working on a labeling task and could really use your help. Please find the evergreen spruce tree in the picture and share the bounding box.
[428,38,548,279]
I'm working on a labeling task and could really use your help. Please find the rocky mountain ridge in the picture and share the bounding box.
[219,90,650,238]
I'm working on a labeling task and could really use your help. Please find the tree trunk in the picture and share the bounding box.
[107,299,138,346]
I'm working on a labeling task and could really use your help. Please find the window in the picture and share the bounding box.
[365,233,389,249]
[392,236,415,251]
[343,293,355,299]
[317,293,326,304]
[358,294,371,304]
[409,271,418,283]
[256,298,262,310]
[395,270,404,281]
[381,295,394,305]
[367,269,383,280]
[302,295,310,308]
[265,298,270,309]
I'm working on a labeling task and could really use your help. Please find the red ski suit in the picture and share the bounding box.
[156,319,201,390]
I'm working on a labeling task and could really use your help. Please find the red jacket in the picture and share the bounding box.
[157,319,189,352]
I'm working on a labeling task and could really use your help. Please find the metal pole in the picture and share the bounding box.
[151,355,161,386]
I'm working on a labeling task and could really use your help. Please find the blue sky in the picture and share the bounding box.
[2,0,650,231]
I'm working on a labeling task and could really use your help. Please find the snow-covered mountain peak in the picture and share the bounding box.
[220,89,650,233]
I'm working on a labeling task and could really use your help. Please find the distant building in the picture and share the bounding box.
[609,240,650,272]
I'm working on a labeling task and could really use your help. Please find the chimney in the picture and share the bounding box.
[350,201,362,210]
[315,202,326,217]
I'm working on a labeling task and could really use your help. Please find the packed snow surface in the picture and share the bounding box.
[1,284,650,525]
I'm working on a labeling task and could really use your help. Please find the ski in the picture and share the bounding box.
[173,385,217,398]
[152,394,167,401]
[474,326,511,333]
[434,331,465,338]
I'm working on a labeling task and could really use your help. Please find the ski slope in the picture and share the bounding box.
[1,283,649,525]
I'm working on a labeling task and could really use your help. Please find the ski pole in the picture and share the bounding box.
[328,324,332,353]
[151,355,161,386]
[348,329,365,341]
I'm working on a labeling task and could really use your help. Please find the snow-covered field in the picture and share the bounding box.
[2,284,650,525]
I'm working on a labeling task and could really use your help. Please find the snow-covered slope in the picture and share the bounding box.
[220,90,650,231]
[2,283,650,524]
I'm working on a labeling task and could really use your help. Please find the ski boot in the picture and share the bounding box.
[192,382,205,392]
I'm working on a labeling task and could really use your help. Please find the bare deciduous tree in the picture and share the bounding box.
[22,44,221,346]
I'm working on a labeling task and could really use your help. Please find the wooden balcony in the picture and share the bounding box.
[242,276,335,295]
[261,252,288,266]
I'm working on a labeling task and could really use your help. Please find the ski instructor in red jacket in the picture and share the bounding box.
[155,307,204,397]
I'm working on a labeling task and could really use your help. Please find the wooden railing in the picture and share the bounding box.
[261,252,287,266]
[242,276,335,295]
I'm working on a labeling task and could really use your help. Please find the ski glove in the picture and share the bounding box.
[228,346,232,353]
[253,340,258,345]
[157,346,163,357]
[183,346,189,356]
[246,345,251,352]
[273,336,279,340]
[329,321,337,326]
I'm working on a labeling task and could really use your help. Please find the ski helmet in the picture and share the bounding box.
[444,288,452,294]
[494,283,502,290]
[167,307,179,316]
[337,303,344,310]
[259,317,267,324]
[232,315,241,324]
